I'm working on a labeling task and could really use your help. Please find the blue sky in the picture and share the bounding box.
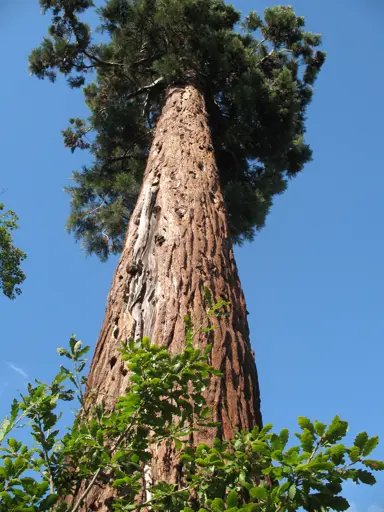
[1,0,383,510]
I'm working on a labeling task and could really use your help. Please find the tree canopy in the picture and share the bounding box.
[30,0,326,260]
[0,204,26,299]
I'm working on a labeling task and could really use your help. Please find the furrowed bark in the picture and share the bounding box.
[79,84,262,509]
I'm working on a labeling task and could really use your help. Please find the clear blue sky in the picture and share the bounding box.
[0,1,383,510]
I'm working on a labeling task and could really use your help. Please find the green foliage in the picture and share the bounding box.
[0,316,382,511]
[0,204,26,299]
[30,0,326,259]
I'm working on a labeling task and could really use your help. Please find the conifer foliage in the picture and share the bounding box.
[30,0,325,260]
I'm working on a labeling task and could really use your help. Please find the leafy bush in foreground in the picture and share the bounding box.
[0,310,382,511]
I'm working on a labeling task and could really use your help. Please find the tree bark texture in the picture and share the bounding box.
[82,84,262,509]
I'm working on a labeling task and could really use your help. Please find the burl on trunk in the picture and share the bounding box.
[83,84,262,508]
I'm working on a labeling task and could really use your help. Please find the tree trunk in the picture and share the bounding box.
[82,84,262,509]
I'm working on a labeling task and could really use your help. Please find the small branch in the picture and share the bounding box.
[69,409,142,512]
[82,203,107,219]
[258,46,294,66]
[256,38,266,49]
[131,55,158,69]
[0,395,48,446]
[125,77,164,101]
[76,63,97,71]
[107,154,130,165]
[142,92,150,118]
[69,349,202,511]
[36,415,55,496]
[71,468,101,512]
[131,486,190,510]
[258,48,276,65]
[73,361,90,422]
[95,79,162,121]
[307,438,322,464]
[103,130,150,166]
[82,50,123,68]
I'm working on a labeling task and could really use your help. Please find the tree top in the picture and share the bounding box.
[30,0,326,260]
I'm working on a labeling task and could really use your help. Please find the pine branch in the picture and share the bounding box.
[125,77,164,101]
[131,54,161,69]
[257,47,293,65]
[82,50,123,68]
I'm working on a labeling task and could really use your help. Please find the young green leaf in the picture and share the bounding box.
[314,420,327,437]
[324,416,348,443]
[288,484,296,499]
[226,489,238,508]
[348,446,360,463]
[250,486,267,499]
[298,416,315,433]
[300,429,314,452]
[363,460,384,471]
[211,498,225,511]
[354,432,369,450]
[362,436,379,456]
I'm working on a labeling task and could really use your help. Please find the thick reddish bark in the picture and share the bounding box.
[81,84,262,509]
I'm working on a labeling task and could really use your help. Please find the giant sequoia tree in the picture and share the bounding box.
[31,0,325,508]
